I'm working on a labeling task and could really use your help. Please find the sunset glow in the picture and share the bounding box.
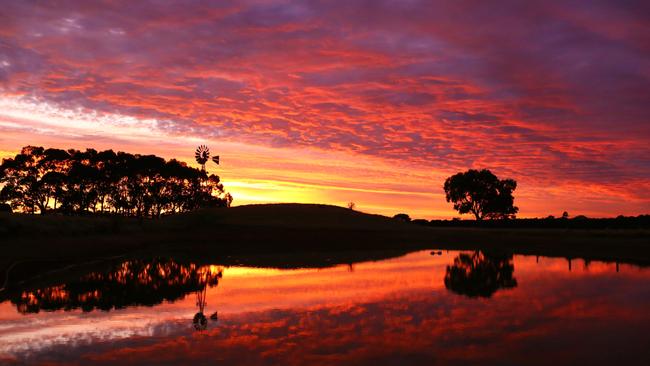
[1,1,648,218]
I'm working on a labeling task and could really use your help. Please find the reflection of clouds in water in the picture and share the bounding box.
[10,282,650,366]
[0,252,447,360]
[0,258,224,360]
[0,313,190,359]
[0,251,649,364]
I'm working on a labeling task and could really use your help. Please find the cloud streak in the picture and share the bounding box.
[0,0,648,216]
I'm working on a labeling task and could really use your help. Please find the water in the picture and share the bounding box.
[1,250,649,365]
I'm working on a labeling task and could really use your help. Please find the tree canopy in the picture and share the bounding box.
[443,169,518,220]
[393,213,411,222]
[0,146,232,216]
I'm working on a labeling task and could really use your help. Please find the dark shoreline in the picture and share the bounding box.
[2,204,649,287]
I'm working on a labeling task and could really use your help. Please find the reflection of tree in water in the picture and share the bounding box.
[11,259,223,314]
[444,251,517,298]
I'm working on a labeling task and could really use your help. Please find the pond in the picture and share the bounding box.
[1,250,649,365]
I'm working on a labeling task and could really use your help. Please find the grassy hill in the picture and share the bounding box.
[0,204,413,238]
[164,203,415,230]
[1,203,649,268]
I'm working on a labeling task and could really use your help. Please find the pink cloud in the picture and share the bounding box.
[0,0,648,216]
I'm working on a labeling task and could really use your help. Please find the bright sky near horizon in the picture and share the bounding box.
[1,1,649,218]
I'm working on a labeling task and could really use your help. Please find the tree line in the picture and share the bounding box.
[0,146,232,217]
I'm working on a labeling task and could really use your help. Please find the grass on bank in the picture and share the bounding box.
[1,203,649,269]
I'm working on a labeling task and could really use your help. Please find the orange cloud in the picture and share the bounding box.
[0,1,648,217]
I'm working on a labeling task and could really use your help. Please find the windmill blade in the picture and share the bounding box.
[195,145,210,165]
[212,156,220,165]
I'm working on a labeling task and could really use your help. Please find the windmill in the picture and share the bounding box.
[195,145,220,171]
[195,145,210,171]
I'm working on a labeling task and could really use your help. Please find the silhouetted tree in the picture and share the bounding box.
[443,169,518,220]
[0,146,232,217]
[444,251,517,298]
[0,146,50,213]
[393,213,411,222]
[347,201,356,210]
[562,211,569,219]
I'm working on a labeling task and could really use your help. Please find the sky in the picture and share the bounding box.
[0,0,648,218]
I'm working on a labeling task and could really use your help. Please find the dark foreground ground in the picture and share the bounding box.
[1,203,649,289]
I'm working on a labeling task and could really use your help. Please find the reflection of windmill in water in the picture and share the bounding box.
[192,265,223,331]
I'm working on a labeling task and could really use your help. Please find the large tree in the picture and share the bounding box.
[0,146,50,213]
[0,146,232,217]
[443,169,518,220]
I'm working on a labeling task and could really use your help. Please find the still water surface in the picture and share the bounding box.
[1,250,649,365]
